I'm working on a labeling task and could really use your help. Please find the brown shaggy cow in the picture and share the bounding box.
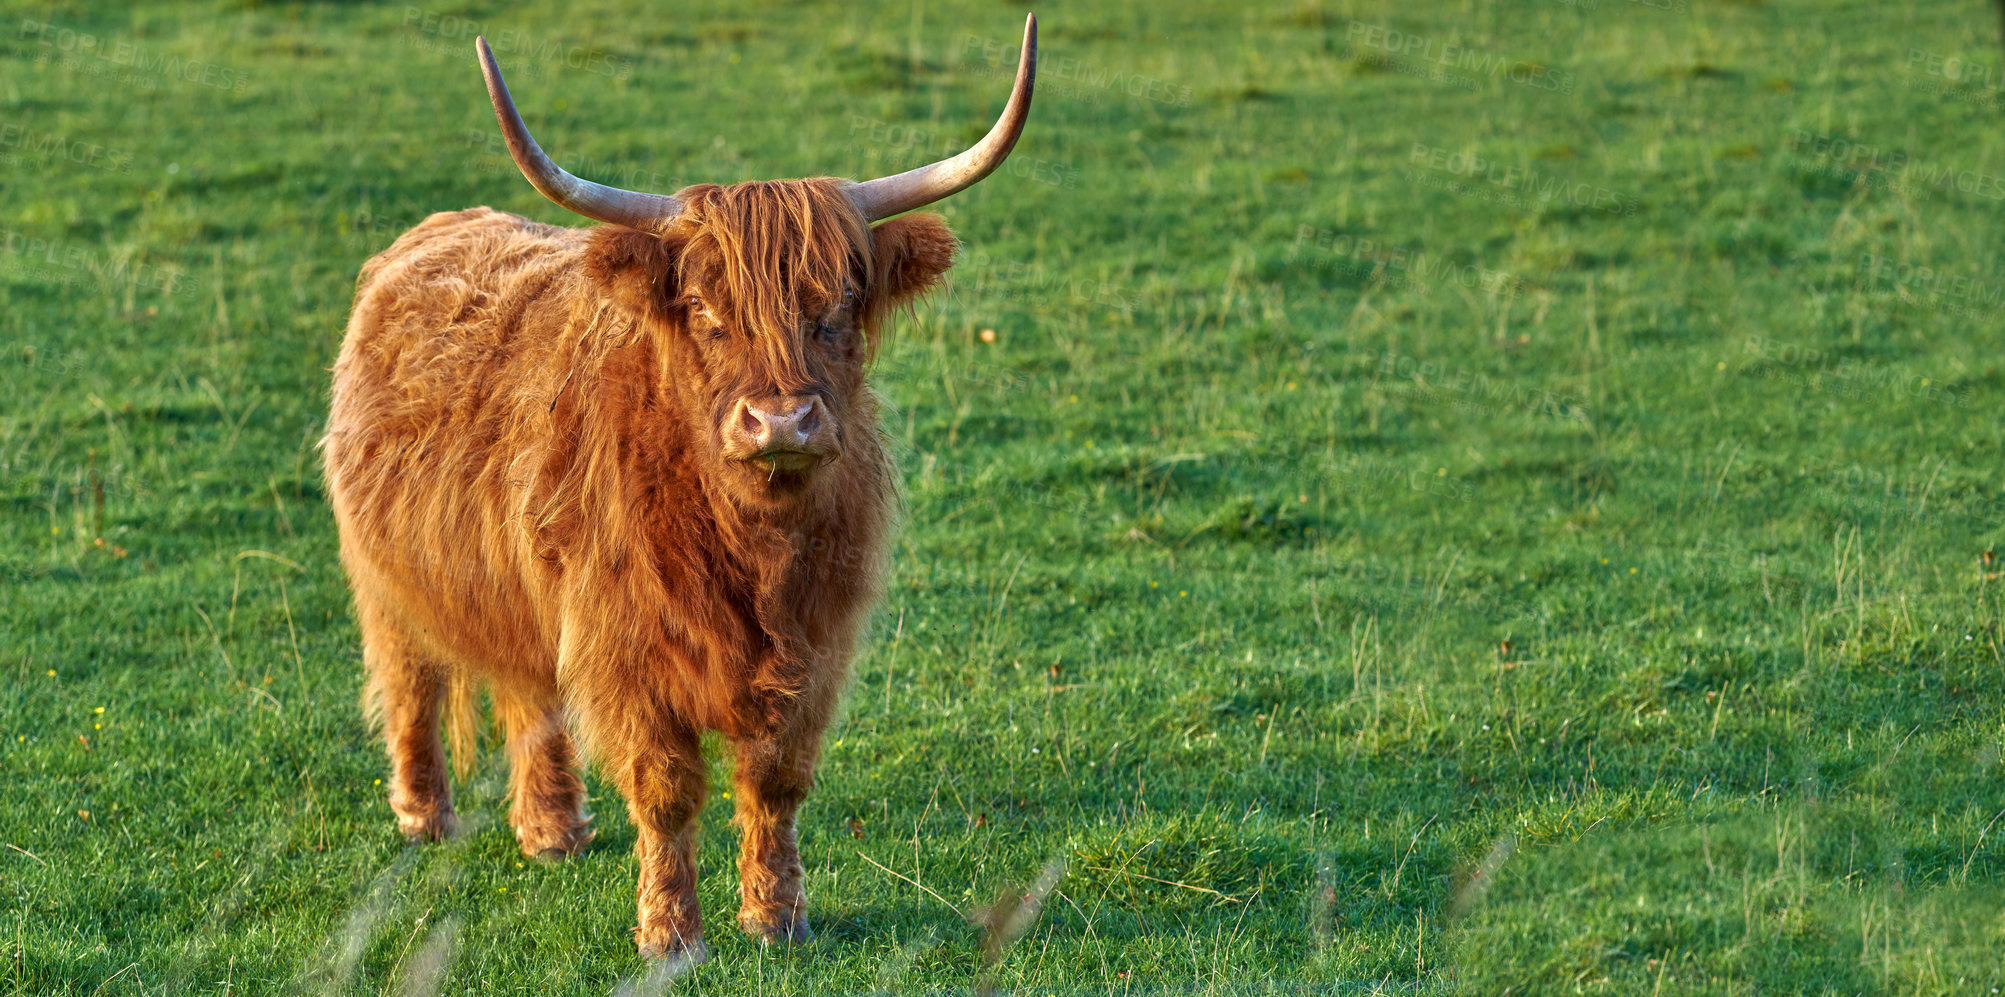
[321,18,1036,962]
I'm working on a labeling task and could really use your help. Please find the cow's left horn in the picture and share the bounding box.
[477,36,685,233]
[845,13,1038,221]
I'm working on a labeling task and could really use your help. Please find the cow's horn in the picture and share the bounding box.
[477,36,685,233]
[845,13,1038,222]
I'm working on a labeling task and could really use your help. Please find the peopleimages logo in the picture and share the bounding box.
[402,6,633,79]
[1906,48,2005,91]
[1291,226,1527,296]
[1782,130,2005,203]
[1407,144,1638,216]
[1853,253,2005,320]
[1896,159,2005,201]
[957,254,1132,310]
[1345,23,1577,96]
[1742,331,1962,408]
[1784,130,1910,172]
[0,122,134,174]
[0,228,190,298]
[462,130,687,194]
[1346,22,1514,77]
[959,34,1191,106]
[1373,350,1584,421]
[847,117,1079,190]
[18,19,251,92]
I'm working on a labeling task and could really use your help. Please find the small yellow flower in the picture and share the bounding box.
[374,779,382,786]
[46,670,55,678]
[94,707,105,714]
[95,724,101,730]
[1179,590,1188,597]
[1150,581,1158,588]
[1629,567,1638,574]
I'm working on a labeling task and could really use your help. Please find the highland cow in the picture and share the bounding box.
[321,17,1037,961]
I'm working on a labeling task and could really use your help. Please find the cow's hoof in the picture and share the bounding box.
[396,808,457,843]
[637,936,710,966]
[739,909,814,945]
[517,816,595,859]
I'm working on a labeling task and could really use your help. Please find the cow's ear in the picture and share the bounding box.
[866,213,958,321]
[584,225,683,321]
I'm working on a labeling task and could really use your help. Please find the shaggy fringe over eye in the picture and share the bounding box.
[676,179,871,392]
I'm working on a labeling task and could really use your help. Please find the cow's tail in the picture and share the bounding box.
[444,669,480,782]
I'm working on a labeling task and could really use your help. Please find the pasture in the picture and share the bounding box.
[4,0,2004,992]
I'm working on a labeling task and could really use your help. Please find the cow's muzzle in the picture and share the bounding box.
[724,395,838,471]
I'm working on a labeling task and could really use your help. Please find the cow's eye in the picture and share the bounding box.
[815,319,837,343]
[707,326,728,341]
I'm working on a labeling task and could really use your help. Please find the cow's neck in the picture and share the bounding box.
[696,468,880,663]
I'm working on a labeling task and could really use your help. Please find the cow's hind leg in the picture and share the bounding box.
[732,735,819,943]
[494,683,593,858]
[358,599,456,841]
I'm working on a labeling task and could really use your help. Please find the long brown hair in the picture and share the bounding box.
[676,179,872,391]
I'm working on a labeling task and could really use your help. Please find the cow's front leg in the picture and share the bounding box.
[732,734,822,943]
[605,718,709,962]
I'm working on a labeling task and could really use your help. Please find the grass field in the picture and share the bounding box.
[5,0,2005,992]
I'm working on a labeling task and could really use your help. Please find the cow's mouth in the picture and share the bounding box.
[745,449,830,475]
[758,451,821,473]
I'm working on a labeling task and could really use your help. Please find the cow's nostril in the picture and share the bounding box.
[796,404,820,438]
[739,403,768,440]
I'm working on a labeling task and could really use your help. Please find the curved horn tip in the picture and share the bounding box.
[471,31,685,232]
[843,13,1041,221]
[476,35,502,90]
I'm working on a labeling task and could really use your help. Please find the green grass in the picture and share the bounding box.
[5,0,2005,992]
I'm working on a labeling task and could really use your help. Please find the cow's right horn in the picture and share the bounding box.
[476,36,686,233]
